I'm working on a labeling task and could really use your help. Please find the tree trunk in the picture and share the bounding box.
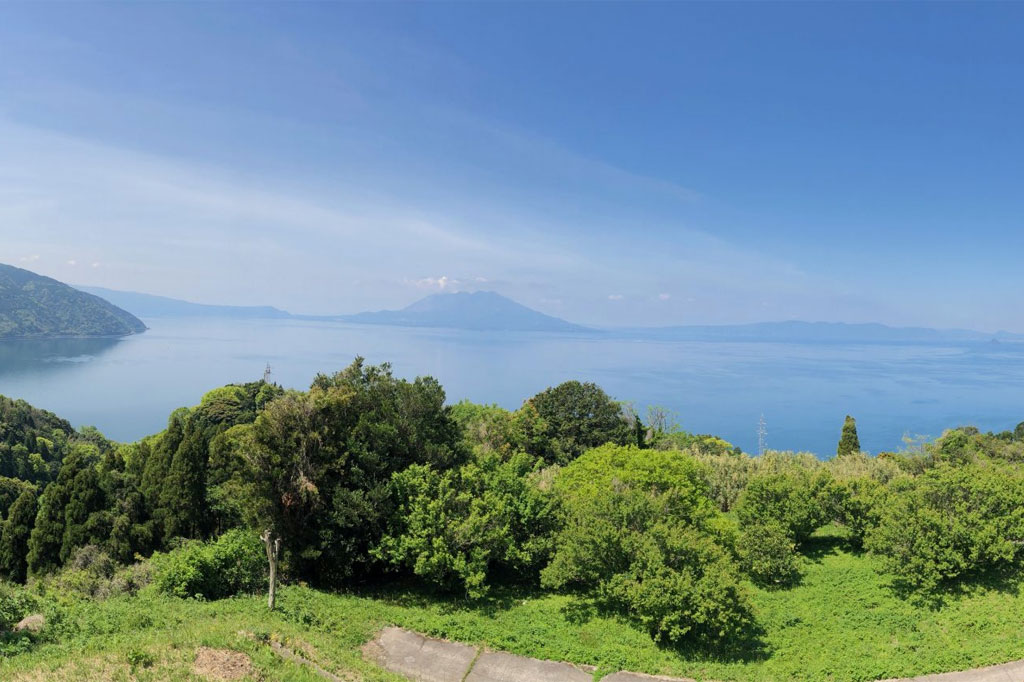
[261,530,281,611]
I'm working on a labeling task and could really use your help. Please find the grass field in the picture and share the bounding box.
[3,529,1023,682]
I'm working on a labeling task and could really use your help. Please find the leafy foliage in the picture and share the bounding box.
[866,463,1024,594]
[737,521,800,586]
[239,358,465,584]
[0,579,40,632]
[150,529,265,600]
[376,452,557,597]
[5,360,1024,659]
[0,488,37,582]
[0,396,76,484]
[524,381,630,464]
[542,445,753,647]
[735,470,837,545]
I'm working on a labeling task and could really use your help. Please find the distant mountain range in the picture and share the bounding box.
[63,283,1024,344]
[617,320,1024,344]
[77,286,291,320]
[80,286,586,333]
[0,264,146,339]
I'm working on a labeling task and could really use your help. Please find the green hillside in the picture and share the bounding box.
[0,265,146,338]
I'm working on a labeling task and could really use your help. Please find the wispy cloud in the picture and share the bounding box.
[411,275,457,291]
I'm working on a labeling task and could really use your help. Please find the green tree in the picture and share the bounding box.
[139,411,186,537]
[160,416,208,542]
[737,520,800,586]
[736,470,836,545]
[376,452,557,597]
[523,381,630,464]
[866,463,1024,594]
[242,358,465,584]
[449,401,521,457]
[0,477,33,518]
[542,445,752,647]
[0,488,37,582]
[59,450,106,564]
[837,415,861,457]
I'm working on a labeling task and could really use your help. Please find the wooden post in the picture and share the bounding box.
[261,529,281,610]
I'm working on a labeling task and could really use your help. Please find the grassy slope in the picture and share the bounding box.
[4,531,1024,681]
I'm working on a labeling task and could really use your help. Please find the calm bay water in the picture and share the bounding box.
[1,317,1023,456]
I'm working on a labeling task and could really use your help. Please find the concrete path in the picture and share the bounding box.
[881,659,1024,682]
[362,627,597,682]
[363,627,1024,682]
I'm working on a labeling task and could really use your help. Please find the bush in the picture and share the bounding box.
[46,546,152,600]
[553,444,717,525]
[376,452,557,598]
[737,521,800,586]
[736,470,836,545]
[865,463,1024,594]
[449,401,522,458]
[151,529,265,600]
[0,580,39,631]
[694,452,758,512]
[542,446,754,647]
[834,477,886,548]
[598,523,754,646]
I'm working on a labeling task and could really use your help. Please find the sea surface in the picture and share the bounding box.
[1,317,1023,456]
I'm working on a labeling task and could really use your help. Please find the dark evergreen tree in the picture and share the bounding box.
[27,464,74,574]
[160,416,208,542]
[0,487,37,582]
[524,380,630,464]
[59,455,105,564]
[837,415,861,457]
[633,414,647,448]
[139,409,187,537]
[0,476,32,518]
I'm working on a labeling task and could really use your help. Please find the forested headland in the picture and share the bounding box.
[0,264,146,339]
[1,358,1023,680]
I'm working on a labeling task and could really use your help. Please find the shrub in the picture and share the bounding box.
[0,580,39,631]
[737,521,800,586]
[449,401,521,458]
[46,546,152,600]
[736,470,836,545]
[151,529,265,600]
[693,452,758,511]
[376,452,557,598]
[866,463,1024,594]
[553,444,717,526]
[542,446,754,647]
[598,523,754,646]
[824,451,902,484]
[834,476,886,548]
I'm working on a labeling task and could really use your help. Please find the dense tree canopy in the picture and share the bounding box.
[237,358,465,583]
[0,263,146,338]
[524,380,631,464]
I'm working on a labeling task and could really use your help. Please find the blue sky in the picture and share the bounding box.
[2,3,1024,329]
